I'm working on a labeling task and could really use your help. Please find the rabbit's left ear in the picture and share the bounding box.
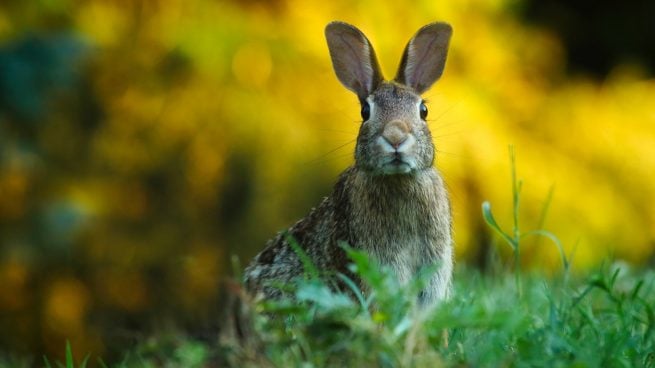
[395,22,452,94]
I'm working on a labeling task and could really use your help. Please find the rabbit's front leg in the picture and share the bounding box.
[417,246,453,307]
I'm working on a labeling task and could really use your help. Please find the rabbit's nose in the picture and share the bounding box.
[382,120,410,149]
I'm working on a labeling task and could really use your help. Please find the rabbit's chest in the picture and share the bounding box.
[350,200,448,284]
[357,215,438,282]
[375,234,428,284]
[346,169,452,284]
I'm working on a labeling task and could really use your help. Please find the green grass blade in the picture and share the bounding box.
[482,201,516,250]
[521,229,569,271]
[97,358,110,368]
[336,272,369,311]
[79,354,90,368]
[641,299,654,342]
[65,341,73,368]
[43,356,53,368]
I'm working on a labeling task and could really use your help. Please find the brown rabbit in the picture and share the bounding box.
[244,21,453,306]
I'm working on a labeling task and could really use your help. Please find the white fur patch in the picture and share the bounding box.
[396,134,416,154]
[366,96,376,121]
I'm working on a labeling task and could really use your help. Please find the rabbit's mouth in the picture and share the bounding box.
[380,156,414,175]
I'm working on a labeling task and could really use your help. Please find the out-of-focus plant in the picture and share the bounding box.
[482,146,570,295]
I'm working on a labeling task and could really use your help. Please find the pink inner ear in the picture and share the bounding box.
[396,23,451,94]
[408,35,442,93]
[403,41,421,89]
[339,34,373,92]
[326,22,384,99]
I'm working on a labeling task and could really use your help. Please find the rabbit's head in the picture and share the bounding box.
[325,22,452,175]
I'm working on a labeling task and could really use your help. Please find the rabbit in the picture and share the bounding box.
[244,21,453,307]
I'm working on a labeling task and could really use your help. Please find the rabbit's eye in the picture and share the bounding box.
[361,102,371,121]
[420,102,428,120]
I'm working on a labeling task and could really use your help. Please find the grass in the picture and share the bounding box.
[482,146,570,296]
[225,254,655,367]
[34,256,655,367]
[34,149,655,367]
[43,341,90,368]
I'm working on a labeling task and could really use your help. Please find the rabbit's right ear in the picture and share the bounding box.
[395,22,452,94]
[325,22,384,100]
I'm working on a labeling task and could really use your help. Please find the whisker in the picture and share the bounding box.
[303,139,356,165]
[304,151,354,168]
[428,117,469,133]
[433,130,464,140]
[429,101,461,124]
[429,120,462,130]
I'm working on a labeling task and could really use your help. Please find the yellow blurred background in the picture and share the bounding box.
[0,0,653,361]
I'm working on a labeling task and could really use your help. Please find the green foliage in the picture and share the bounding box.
[90,257,652,367]
[106,336,209,368]
[483,146,570,296]
[39,337,210,368]
[43,251,655,366]
[237,241,654,367]
[43,341,89,368]
[249,245,445,367]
